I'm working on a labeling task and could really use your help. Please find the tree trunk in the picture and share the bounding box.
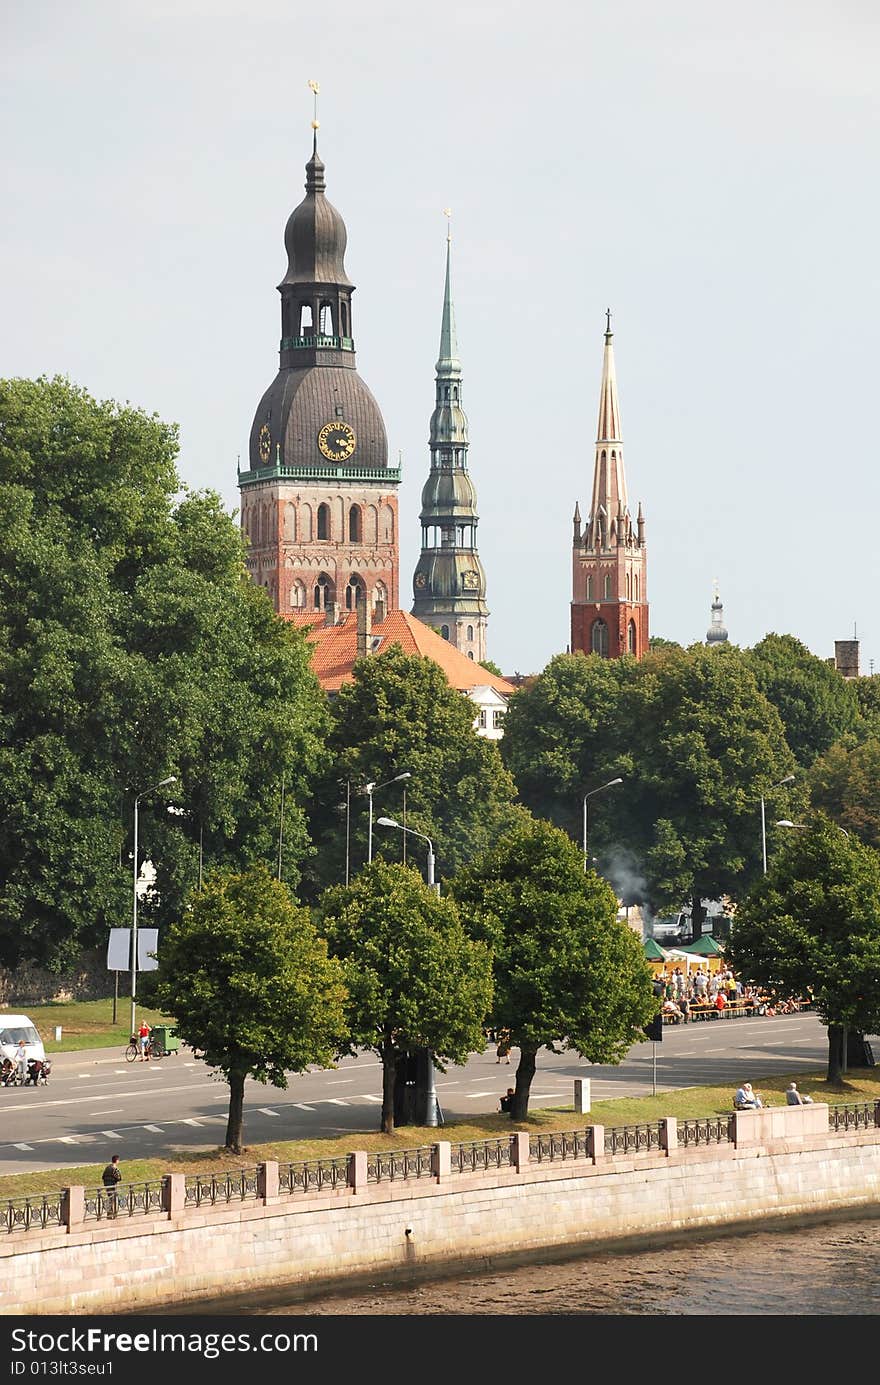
[224,1070,246,1153]
[380,1043,396,1135]
[690,889,706,943]
[827,1023,844,1085]
[509,1046,537,1121]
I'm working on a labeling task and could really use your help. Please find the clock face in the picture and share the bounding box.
[317,421,356,461]
[414,572,427,589]
[462,569,480,590]
[258,423,271,464]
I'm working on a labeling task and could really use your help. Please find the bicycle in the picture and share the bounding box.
[124,1036,165,1062]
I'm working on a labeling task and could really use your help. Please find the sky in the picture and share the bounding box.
[2,1,878,678]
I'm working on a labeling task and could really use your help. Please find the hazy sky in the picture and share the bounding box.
[3,1,878,677]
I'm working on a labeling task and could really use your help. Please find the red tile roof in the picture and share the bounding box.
[299,609,516,695]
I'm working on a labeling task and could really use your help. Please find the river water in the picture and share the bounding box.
[191,1210,880,1316]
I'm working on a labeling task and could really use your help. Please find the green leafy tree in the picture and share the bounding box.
[807,737,880,851]
[746,633,860,767]
[0,377,328,969]
[852,676,880,737]
[153,865,346,1152]
[452,818,655,1119]
[479,658,504,678]
[725,819,880,1083]
[303,645,522,897]
[319,860,493,1135]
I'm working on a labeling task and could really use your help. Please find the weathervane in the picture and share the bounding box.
[443,207,452,242]
[308,78,320,131]
[606,307,612,335]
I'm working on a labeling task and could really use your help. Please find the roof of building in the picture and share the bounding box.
[295,608,516,695]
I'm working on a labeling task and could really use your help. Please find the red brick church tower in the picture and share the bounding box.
[571,315,648,659]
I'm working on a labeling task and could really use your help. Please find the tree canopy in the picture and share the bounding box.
[807,737,880,851]
[153,865,347,1152]
[0,376,328,969]
[724,818,880,1082]
[745,633,860,767]
[452,817,655,1119]
[319,860,493,1134]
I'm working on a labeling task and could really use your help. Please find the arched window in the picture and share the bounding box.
[604,574,612,600]
[467,651,474,660]
[319,302,333,334]
[453,387,458,401]
[349,505,362,543]
[628,619,637,655]
[467,625,474,641]
[340,301,349,336]
[314,574,334,610]
[586,575,594,600]
[440,625,450,641]
[591,619,609,658]
[290,580,306,609]
[317,503,330,541]
[626,572,632,600]
[635,573,640,601]
[345,574,365,611]
[373,580,388,611]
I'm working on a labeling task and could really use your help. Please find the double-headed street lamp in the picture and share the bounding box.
[130,775,177,1038]
[365,772,411,865]
[761,774,795,874]
[376,817,437,891]
[582,778,623,873]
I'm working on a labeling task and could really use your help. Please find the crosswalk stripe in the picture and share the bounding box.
[321,1098,349,1106]
[181,1118,203,1127]
[293,1102,314,1111]
[258,1108,280,1117]
[13,1143,33,1151]
[101,1130,121,1138]
[144,1125,163,1133]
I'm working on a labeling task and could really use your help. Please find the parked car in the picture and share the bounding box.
[0,1015,45,1067]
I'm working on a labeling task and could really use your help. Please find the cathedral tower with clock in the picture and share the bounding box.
[411,226,488,662]
[571,315,648,659]
[239,128,400,621]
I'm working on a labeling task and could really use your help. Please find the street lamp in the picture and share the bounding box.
[582,778,623,874]
[365,772,411,864]
[761,774,795,873]
[130,775,177,1038]
[376,817,437,891]
[776,819,849,839]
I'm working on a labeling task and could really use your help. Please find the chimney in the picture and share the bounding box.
[325,601,340,629]
[356,591,372,659]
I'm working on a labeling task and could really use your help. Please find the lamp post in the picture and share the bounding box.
[376,817,436,890]
[761,774,795,874]
[130,775,176,1038]
[365,772,411,865]
[776,819,849,838]
[581,778,623,874]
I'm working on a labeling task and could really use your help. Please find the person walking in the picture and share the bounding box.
[14,1039,28,1084]
[137,1020,151,1061]
[101,1154,122,1217]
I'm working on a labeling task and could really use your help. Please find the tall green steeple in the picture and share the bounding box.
[411,222,488,663]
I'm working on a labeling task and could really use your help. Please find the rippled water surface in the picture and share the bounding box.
[207,1213,880,1316]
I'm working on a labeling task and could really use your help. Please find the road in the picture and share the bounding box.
[0,1012,844,1177]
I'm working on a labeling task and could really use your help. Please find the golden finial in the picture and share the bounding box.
[443,207,452,242]
[308,79,320,130]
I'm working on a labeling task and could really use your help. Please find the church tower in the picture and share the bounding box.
[240,121,400,622]
[706,582,729,645]
[571,315,648,659]
[411,223,488,663]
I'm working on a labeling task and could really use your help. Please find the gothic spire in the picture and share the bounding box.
[587,313,631,549]
[436,214,461,377]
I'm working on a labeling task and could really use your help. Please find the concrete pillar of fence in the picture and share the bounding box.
[162,1174,186,1215]
[874,1100,880,1129]
[348,1150,368,1193]
[660,1117,678,1154]
[431,1141,451,1181]
[573,1078,591,1114]
[62,1186,84,1232]
[511,1131,530,1172]
[258,1161,279,1203]
[588,1125,605,1164]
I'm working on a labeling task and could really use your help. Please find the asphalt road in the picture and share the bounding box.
[0,1011,846,1177]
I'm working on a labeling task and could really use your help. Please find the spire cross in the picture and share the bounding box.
[308,79,320,144]
[443,207,452,242]
[605,307,612,336]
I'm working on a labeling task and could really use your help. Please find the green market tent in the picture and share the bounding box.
[679,935,725,957]
[643,938,667,961]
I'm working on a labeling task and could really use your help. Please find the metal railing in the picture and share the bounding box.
[827,1101,875,1132]
[530,1128,591,1163]
[84,1181,165,1222]
[679,1115,735,1148]
[280,1157,349,1195]
[366,1147,434,1183]
[183,1169,260,1207]
[3,1192,65,1234]
[605,1123,664,1157]
[450,1138,514,1174]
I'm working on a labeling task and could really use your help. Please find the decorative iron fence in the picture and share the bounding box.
[679,1116,735,1148]
[530,1128,591,1163]
[183,1168,260,1208]
[605,1123,664,1157]
[3,1192,65,1234]
[450,1138,514,1174]
[366,1147,434,1183]
[280,1157,349,1196]
[827,1101,875,1133]
[84,1181,165,1223]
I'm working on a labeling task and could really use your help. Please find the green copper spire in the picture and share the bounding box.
[436,215,461,377]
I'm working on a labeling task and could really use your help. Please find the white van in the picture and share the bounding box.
[0,1015,45,1066]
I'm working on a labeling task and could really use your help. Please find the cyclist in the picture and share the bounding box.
[137,1020,151,1062]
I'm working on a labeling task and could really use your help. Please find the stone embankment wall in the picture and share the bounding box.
[0,950,106,1006]
[3,1106,880,1316]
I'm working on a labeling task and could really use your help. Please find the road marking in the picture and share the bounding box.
[76,1073,91,1079]
[324,1078,355,1085]
[57,1137,80,1144]
[92,1110,123,1116]
[320,1098,350,1106]
[144,1125,164,1133]
[293,1103,315,1111]
[258,1108,280,1117]
[362,1095,383,1103]
[13,1143,33,1151]
[181,1118,203,1127]
[465,1091,500,1099]
[100,1130,122,1138]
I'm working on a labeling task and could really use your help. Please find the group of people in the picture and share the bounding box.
[657,966,805,1023]
[733,1081,814,1110]
[1,1039,51,1086]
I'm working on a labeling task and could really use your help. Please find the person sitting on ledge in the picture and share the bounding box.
[786,1082,814,1105]
[734,1081,763,1110]
[499,1087,515,1114]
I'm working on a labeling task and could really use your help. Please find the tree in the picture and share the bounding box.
[746,633,860,767]
[452,818,655,1120]
[479,658,504,677]
[0,377,329,969]
[807,737,880,851]
[319,860,493,1135]
[724,819,880,1083]
[153,865,346,1152]
[302,645,522,897]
